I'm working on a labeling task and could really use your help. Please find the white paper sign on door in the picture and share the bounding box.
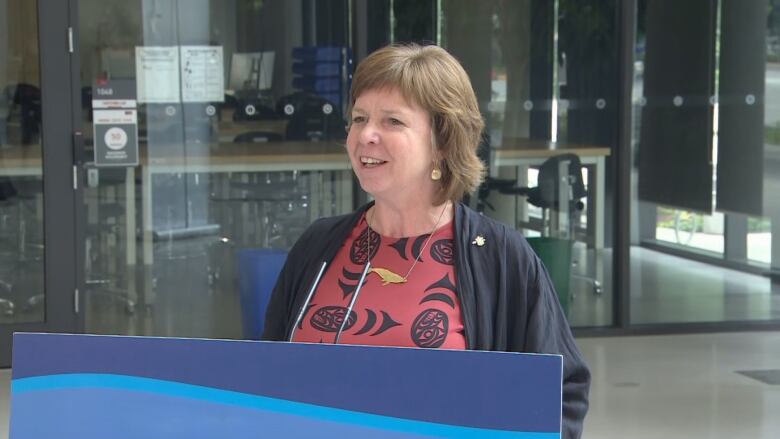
[181,46,225,103]
[135,46,181,103]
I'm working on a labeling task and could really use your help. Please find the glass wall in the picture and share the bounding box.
[434,0,617,327]
[78,0,354,338]
[631,0,780,324]
[0,0,45,324]
[72,0,622,338]
[71,0,780,338]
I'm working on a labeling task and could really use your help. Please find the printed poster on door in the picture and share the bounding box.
[92,80,139,167]
[93,109,139,167]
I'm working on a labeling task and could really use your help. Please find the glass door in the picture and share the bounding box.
[0,0,80,366]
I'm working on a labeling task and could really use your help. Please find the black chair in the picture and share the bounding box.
[496,153,586,235]
[478,153,602,295]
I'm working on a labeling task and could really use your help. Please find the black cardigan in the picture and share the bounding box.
[262,202,590,438]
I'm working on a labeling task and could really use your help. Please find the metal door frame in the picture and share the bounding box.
[0,0,81,367]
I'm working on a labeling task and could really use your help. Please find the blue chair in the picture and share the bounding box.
[236,248,287,339]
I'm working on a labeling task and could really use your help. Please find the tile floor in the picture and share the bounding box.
[2,331,779,439]
[577,332,780,439]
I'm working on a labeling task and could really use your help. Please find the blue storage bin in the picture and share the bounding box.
[292,46,343,61]
[292,62,341,77]
[236,248,288,340]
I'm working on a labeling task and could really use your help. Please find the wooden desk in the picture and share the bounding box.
[489,138,611,249]
[142,141,348,172]
[2,141,352,309]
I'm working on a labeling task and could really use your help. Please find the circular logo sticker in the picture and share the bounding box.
[284,104,295,115]
[165,105,176,116]
[104,127,128,150]
[523,100,534,111]
[205,105,216,116]
[322,103,333,115]
[673,96,684,107]
[596,98,606,110]
[745,94,756,105]
[245,104,256,116]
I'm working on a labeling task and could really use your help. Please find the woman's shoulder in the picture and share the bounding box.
[456,203,539,275]
[457,203,531,248]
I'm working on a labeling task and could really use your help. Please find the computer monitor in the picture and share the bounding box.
[228,52,275,91]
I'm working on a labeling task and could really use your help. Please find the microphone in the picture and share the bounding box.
[333,260,371,344]
[288,261,328,342]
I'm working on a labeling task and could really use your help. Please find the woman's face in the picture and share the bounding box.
[346,87,437,203]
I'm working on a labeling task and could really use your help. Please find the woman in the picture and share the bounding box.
[263,43,590,438]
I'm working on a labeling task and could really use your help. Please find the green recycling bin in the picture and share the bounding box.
[526,237,573,316]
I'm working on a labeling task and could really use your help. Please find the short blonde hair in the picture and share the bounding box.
[348,43,485,205]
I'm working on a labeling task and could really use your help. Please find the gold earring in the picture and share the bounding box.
[431,166,442,181]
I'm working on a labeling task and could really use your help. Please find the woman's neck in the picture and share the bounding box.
[368,198,453,238]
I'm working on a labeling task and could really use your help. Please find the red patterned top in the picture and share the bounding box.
[291,213,466,349]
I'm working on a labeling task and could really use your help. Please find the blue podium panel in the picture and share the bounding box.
[10,333,562,438]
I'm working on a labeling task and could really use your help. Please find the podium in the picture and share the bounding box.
[9,333,562,438]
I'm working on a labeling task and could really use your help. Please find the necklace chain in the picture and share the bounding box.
[366,202,449,284]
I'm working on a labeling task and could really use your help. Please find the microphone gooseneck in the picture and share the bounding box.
[288,261,328,342]
[333,260,371,344]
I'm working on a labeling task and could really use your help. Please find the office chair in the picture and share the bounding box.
[496,154,586,236]
[478,153,602,296]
